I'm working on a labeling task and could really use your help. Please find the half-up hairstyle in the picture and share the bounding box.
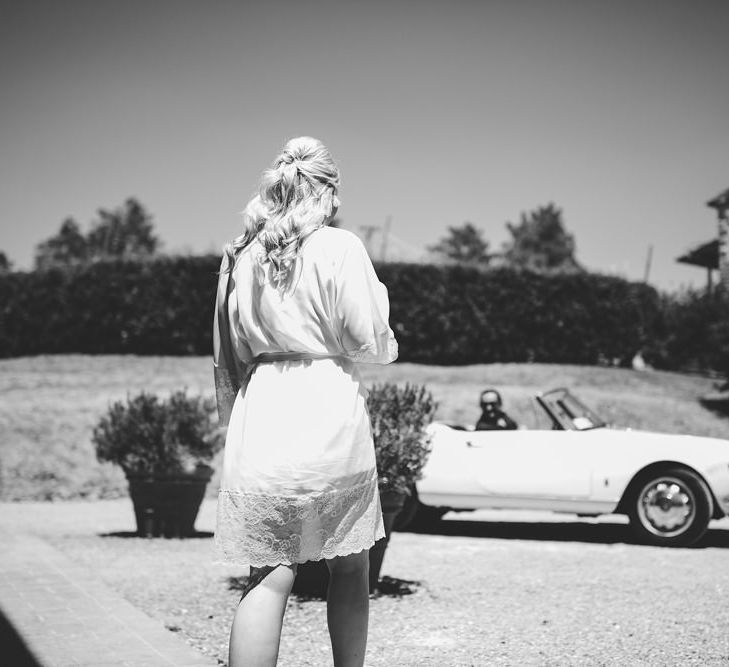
[223,136,341,290]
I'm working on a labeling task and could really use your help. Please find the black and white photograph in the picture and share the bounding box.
[1,1,729,665]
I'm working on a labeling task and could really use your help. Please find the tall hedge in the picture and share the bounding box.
[378,264,660,365]
[0,256,218,357]
[644,289,729,375]
[0,256,661,365]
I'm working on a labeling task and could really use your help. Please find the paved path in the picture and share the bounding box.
[0,527,217,667]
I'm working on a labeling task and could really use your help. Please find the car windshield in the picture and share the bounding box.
[537,389,607,431]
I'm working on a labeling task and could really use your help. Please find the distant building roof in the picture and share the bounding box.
[677,240,718,270]
[707,188,729,213]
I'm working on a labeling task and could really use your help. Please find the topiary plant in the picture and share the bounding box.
[92,389,224,476]
[367,382,437,497]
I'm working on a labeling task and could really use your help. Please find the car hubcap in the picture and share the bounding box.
[637,476,696,537]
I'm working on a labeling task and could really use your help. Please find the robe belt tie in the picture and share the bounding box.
[253,352,343,364]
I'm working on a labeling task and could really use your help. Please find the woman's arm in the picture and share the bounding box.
[212,255,253,426]
[334,234,398,364]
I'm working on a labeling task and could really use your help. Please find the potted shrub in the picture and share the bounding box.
[92,390,224,538]
[293,382,436,595]
[366,382,437,591]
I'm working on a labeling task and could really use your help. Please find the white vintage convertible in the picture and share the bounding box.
[397,388,729,547]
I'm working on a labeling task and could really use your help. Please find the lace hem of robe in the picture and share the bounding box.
[212,469,385,567]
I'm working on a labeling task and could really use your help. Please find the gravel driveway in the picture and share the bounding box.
[379,513,729,666]
[4,500,729,666]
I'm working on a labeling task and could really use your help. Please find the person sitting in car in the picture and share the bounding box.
[475,389,518,431]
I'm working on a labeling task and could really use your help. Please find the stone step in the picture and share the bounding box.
[0,530,217,667]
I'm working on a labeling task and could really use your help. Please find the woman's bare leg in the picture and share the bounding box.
[228,564,297,667]
[325,550,370,667]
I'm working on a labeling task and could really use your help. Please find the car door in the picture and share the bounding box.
[464,428,593,499]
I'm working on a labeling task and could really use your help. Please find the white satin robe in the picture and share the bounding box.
[212,226,398,567]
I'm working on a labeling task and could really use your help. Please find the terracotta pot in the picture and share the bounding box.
[126,464,214,538]
[292,488,407,596]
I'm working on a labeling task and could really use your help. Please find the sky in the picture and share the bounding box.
[1,0,728,290]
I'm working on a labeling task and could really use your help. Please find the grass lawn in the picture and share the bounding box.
[0,355,726,501]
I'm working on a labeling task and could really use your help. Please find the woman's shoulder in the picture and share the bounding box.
[306,226,365,254]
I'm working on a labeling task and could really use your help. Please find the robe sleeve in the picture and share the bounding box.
[212,254,253,427]
[334,234,398,364]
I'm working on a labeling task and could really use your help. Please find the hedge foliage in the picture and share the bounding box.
[0,256,218,357]
[379,264,660,365]
[0,255,663,365]
[645,289,729,375]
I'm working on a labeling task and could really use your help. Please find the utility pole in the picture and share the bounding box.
[380,216,392,263]
[359,225,379,257]
[643,244,653,283]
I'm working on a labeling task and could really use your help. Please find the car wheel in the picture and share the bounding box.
[627,467,713,547]
[393,486,448,531]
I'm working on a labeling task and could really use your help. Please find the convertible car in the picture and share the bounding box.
[396,388,729,547]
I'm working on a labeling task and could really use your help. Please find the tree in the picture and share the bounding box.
[86,198,160,261]
[34,198,160,270]
[502,203,582,273]
[428,222,491,267]
[35,218,88,270]
[0,251,12,274]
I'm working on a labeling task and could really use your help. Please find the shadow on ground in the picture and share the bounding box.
[372,575,421,597]
[400,518,729,549]
[0,607,43,667]
[289,574,421,602]
[98,530,214,539]
[226,573,421,603]
[699,394,729,418]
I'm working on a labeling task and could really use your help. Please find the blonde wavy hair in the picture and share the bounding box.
[223,136,341,289]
